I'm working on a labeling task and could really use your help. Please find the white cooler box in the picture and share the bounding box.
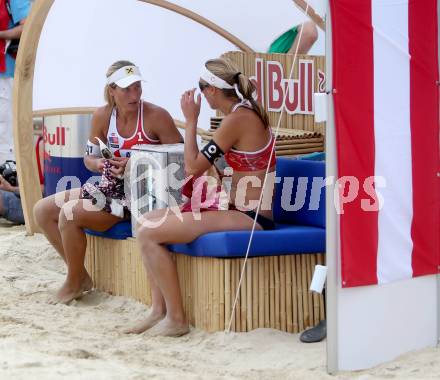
[129,144,185,236]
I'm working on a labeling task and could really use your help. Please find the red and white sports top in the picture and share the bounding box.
[107,101,160,157]
[224,102,276,172]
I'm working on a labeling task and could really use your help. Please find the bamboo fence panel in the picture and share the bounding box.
[252,259,259,328]
[280,256,286,331]
[85,235,325,333]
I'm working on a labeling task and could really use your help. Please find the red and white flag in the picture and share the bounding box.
[330,0,440,287]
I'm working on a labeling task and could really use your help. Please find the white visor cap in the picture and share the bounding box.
[107,65,144,88]
[199,66,234,89]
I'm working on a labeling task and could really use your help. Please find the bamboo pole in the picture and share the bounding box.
[219,259,225,331]
[225,259,231,331]
[258,257,265,328]
[213,259,220,331]
[276,147,325,156]
[210,258,214,331]
[264,257,270,328]
[275,138,324,145]
[274,256,280,331]
[252,258,258,329]
[286,255,293,333]
[292,255,299,333]
[296,255,304,331]
[275,143,324,151]
[269,256,275,329]
[241,260,247,331]
[235,260,241,332]
[246,261,253,331]
[203,258,208,331]
[231,260,237,331]
[280,256,286,332]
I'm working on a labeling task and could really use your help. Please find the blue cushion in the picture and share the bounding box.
[273,157,325,228]
[84,220,132,240]
[168,224,325,258]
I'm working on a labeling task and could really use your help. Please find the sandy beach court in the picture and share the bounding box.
[0,221,438,379]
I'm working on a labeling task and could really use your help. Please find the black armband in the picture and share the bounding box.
[201,139,224,164]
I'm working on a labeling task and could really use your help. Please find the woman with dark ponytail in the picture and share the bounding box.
[130,57,276,337]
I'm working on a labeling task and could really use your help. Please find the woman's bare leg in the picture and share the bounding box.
[123,208,171,334]
[33,189,81,262]
[53,199,122,304]
[136,209,263,337]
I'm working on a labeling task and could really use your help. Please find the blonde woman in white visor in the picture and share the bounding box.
[34,60,182,304]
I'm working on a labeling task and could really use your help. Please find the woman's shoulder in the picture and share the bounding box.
[142,101,169,116]
[223,105,263,130]
[92,105,113,122]
[142,101,173,125]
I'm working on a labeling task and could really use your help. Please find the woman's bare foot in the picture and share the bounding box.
[123,312,165,334]
[50,274,93,305]
[147,317,190,337]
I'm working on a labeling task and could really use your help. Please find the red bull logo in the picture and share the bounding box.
[250,58,324,115]
[43,125,66,146]
[43,149,52,163]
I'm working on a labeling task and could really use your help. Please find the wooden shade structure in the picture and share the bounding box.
[13,0,256,234]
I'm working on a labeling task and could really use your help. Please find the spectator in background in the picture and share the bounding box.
[268,21,318,55]
[0,135,43,224]
[0,0,31,163]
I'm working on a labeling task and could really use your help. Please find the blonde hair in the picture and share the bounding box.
[202,58,269,127]
[104,60,136,107]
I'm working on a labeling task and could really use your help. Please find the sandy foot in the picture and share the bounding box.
[147,318,190,337]
[49,275,93,304]
[122,312,165,334]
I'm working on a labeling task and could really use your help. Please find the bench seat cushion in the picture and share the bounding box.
[168,223,325,258]
[84,220,132,240]
[85,221,325,257]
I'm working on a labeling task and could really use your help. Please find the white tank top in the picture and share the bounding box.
[107,101,160,157]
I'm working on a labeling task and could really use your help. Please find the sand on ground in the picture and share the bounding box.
[0,221,438,379]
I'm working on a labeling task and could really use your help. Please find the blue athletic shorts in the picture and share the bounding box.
[0,190,24,224]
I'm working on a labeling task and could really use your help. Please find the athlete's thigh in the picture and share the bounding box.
[145,210,262,244]
[35,189,81,220]
[61,198,122,232]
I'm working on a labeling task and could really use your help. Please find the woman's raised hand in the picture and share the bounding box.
[180,88,201,125]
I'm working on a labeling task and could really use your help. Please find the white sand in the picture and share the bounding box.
[0,221,438,379]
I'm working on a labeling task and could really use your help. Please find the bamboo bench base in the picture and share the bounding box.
[85,235,325,333]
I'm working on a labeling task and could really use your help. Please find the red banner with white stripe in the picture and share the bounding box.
[330,0,440,287]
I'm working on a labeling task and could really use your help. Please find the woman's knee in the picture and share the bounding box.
[137,223,163,253]
[58,200,82,232]
[34,197,56,227]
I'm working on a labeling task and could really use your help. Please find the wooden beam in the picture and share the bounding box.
[139,0,254,53]
[13,0,55,234]
[292,0,326,31]
[32,107,98,117]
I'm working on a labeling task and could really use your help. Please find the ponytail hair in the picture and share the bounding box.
[204,58,270,128]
